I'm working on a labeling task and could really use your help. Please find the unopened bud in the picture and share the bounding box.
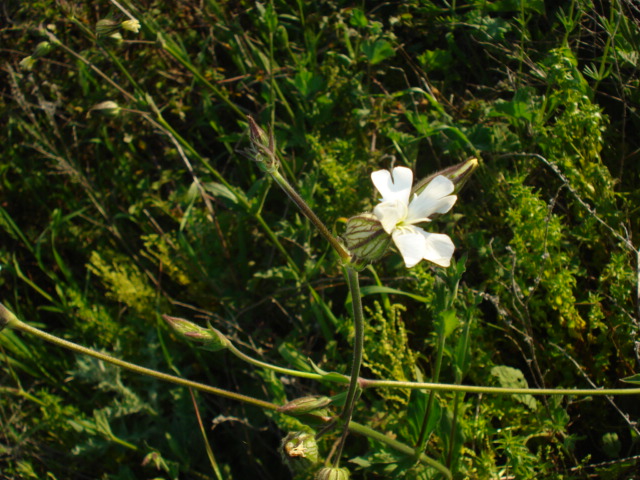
[413,157,479,196]
[162,315,229,351]
[96,19,121,36]
[0,303,18,332]
[32,41,53,59]
[277,396,332,416]
[90,101,121,117]
[280,431,320,474]
[342,213,391,270]
[121,19,141,33]
[315,466,351,480]
[247,116,278,172]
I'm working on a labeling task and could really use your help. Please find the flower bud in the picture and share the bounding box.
[342,213,392,270]
[32,41,53,59]
[89,101,121,117]
[0,303,17,332]
[96,19,121,36]
[121,19,141,33]
[162,314,229,351]
[315,466,351,480]
[280,431,320,474]
[247,116,278,172]
[412,157,479,196]
[277,396,332,416]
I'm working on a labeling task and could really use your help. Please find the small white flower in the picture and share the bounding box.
[371,166,457,268]
[121,19,141,33]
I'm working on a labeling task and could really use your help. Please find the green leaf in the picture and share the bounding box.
[350,8,368,28]
[491,366,538,410]
[439,309,459,339]
[361,39,395,65]
[621,373,640,385]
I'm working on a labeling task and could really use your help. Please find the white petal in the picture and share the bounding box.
[407,176,457,223]
[421,175,455,198]
[373,200,407,234]
[392,228,426,268]
[371,167,413,205]
[393,227,455,268]
[422,231,455,267]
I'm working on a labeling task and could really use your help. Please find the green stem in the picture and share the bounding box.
[348,421,452,479]
[270,170,351,261]
[2,310,275,411]
[361,378,640,396]
[332,266,365,466]
[226,339,348,383]
[0,303,448,473]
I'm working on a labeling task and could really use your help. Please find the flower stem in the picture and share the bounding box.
[332,266,365,466]
[348,421,452,479]
[225,337,348,383]
[0,302,448,475]
[270,170,351,261]
[360,378,640,396]
[1,305,276,411]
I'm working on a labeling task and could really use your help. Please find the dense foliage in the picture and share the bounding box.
[1,0,639,478]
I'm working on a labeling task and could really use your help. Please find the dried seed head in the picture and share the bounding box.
[280,431,321,474]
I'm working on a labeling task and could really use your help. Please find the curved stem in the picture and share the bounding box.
[4,304,637,403]
[332,266,365,466]
[225,338,348,383]
[348,421,451,479]
[0,303,448,475]
[3,311,276,411]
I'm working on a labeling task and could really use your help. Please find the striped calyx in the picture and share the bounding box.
[343,213,392,269]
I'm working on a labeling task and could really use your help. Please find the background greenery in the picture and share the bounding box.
[1,0,639,478]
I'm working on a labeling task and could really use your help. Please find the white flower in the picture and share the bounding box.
[121,19,141,33]
[371,166,457,268]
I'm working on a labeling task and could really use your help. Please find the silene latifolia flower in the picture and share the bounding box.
[371,166,457,268]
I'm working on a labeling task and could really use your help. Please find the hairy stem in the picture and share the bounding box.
[270,170,351,261]
[332,266,365,466]
[0,302,449,473]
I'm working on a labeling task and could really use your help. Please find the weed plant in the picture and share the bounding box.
[1,0,640,479]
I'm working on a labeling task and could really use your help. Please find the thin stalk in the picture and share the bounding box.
[270,170,351,261]
[332,266,365,466]
[225,338,348,383]
[360,378,640,396]
[150,112,339,335]
[348,421,451,479]
[0,306,275,411]
[0,303,451,472]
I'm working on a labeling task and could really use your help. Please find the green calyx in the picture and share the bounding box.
[342,213,391,270]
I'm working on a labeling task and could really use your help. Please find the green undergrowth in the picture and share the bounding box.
[1,0,639,478]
